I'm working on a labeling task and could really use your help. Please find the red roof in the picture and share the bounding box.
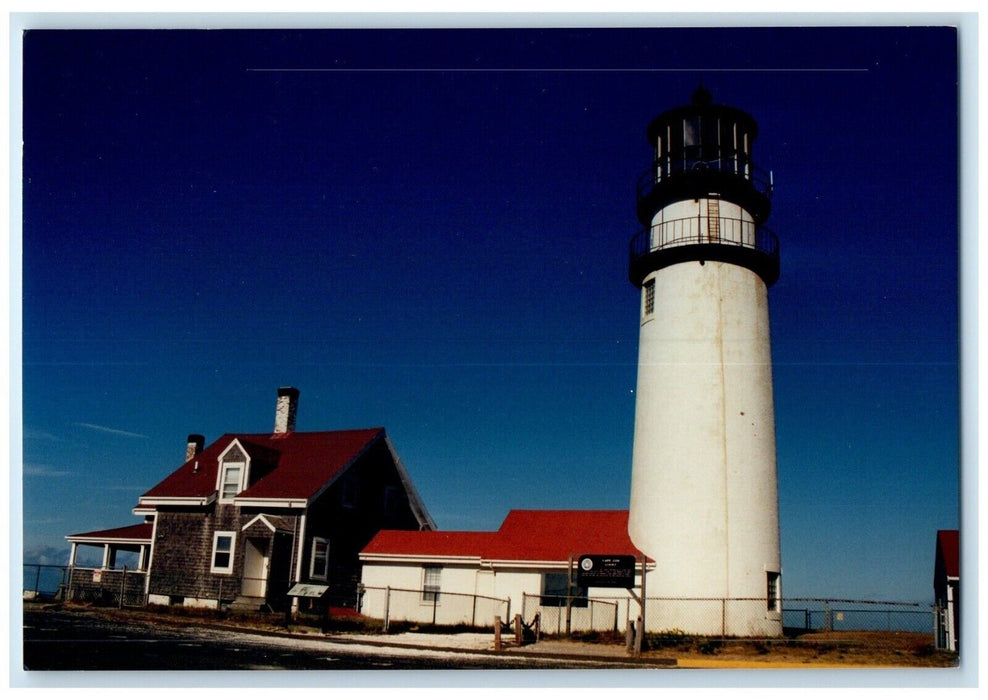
[67,522,153,542]
[936,529,959,578]
[141,428,383,502]
[363,510,644,563]
[363,530,497,558]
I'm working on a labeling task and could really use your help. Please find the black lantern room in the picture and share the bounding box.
[629,87,780,288]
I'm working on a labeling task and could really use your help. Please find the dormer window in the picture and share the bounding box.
[341,473,359,509]
[216,442,249,503]
[220,463,243,500]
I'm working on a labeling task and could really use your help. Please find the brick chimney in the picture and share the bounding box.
[274,387,300,434]
[185,434,205,462]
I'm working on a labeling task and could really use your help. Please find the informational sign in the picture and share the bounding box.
[575,554,636,588]
[287,583,329,598]
[92,570,102,583]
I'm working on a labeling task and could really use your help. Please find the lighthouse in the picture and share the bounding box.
[627,87,782,637]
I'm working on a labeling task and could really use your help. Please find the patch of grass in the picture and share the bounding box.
[568,630,625,645]
[646,628,694,650]
[384,620,489,635]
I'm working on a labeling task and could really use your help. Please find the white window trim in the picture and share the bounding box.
[215,440,251,503]
[421,565,441,604]
[643,278,655,319]
[211,531,236,574]
[219,462,244,502]
[309,537,330,581]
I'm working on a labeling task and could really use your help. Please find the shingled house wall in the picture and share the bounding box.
[298,439,424,608]
[148,506,247,605]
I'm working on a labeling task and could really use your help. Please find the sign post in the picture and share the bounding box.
[576,554,645,655]
[287,583,331,630]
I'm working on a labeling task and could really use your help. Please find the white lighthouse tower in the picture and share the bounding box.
[627,87,782,637]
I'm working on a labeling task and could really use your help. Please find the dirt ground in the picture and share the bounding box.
[27,603,959,669]
[648,630,957,668]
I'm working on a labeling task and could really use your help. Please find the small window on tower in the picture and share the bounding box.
[767,571,781,612]
[643,279,655,317]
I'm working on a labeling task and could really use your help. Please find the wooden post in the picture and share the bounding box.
[119,566,127,608]
[383,586,391,633]
[626,619,635,653]
[565,554,574,636]
[639,554,647,649]
[722,598,727,637]
[514,613,523,645]
[634,615,644,656]
[494,615,502,651]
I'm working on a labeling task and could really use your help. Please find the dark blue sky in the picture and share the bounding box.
[19,25,961,602]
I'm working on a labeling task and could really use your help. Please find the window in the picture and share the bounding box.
[767,571,781,612]
[211,531,236,574]
[309,537,329,581]
[341,473,359,508]
[220,463,243,501]
[541,572,588,608]
[422,566,441,603]
[217,442,248,502]
[383,486,400,516]
[643,279,655,317]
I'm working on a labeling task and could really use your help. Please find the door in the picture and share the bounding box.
[242,538,269,598]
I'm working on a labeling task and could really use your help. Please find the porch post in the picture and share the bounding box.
[69,542,78,567]
[101,544,111,569]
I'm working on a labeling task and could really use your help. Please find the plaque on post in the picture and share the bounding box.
[287,583,329,598]
[575,554,636,588]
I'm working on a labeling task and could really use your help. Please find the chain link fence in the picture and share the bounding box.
[24,565,149,608]
[523,592,936,639]
[521,594,619,634]
[358,585,509,630]
[25,564,938,643]
[783,598,934,634]
[23,564,71,601]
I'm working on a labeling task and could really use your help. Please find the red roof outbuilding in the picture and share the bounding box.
[935,529,959,579]
[362,509,645,565]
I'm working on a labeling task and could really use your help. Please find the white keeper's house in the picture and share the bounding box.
[358,509,651,632]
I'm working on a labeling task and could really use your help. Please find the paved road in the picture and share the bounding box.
[22,609,637,671]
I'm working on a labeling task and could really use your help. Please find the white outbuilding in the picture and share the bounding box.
[359,510,651,633]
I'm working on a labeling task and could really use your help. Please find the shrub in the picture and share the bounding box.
[646,629,693,650]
